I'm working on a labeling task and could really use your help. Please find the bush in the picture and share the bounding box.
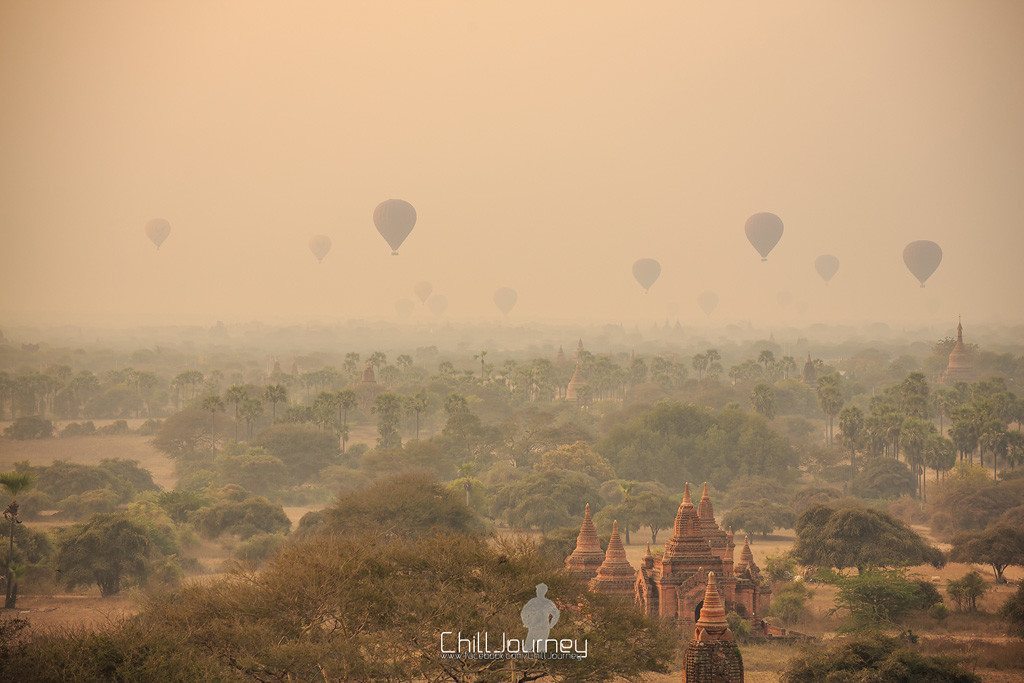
[998,580,1024,637]
[60,421,96,438]
[192,495,290,540]
[232,533,287,568]
[764,553,797,582]
[947,571,989,612]
[134,418,162,435]
[96,419,129,435]
[4,416,53,440]
[831,570,931,627]
[768,581,813,625]
[783,634,980,682]
[57,489,119,518]
[726,610,752,642]
[929,602,949,622]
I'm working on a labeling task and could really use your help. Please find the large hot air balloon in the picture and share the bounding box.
[414,281,433,304]
[632,258,661,292]
[814,254,840,283]
[395,299,415,318]
[744,213,784,261]
[494,287,518,315]
[903,240,942,287]
[698,291,719,316]
[145,219,171,250]
[309,235,332,263]
[427,294,448,316]
[373,199,417,255]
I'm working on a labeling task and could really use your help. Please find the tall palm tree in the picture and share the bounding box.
[264,384,287,421]
[200,395,225,437]
[224,386,248,441]
[1,471,33,608]
[335,390,357,452]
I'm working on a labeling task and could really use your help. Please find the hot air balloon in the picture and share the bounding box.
[309,235,332,263]
[744,213,784,261]
[373,199,417,255]
[427,294,448,316]
[494,287,518,315]
[145,219,171,250]
[903,240,942,287]
[632,258,661,292]
[698,291,719,316]
[815,254,840,282]
[414,281,433,304]
[395,299,415,318]
[777,291,793,307]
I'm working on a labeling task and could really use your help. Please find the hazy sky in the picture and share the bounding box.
[1,1,1022,327]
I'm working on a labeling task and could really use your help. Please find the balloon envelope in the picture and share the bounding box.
[309,235,332,263]
[814,254,840,282]
[427,294,448,316]
[698,291,719,316]
[493,287,518,315]
[632,258,661,292]
[395,299,415,318]
[373,199,417,255]
[145,219,171,249]
[414,281,433,304]
[903,240,942,287]
[744,213,784,260]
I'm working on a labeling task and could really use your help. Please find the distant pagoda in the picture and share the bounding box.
[802,354,816,384]
[589,520,636,598]
[940,318,974,385]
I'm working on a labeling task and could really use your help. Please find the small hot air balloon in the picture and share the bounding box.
[815,254,840,283]
[745,213,784,261]
[903,240,942,287]
[373,199,417,255]
[414,281,433,304]
[427,294,448,316]
[145,219,171,250]
[395,299,415,318]
[698,291,719,316]
[632,258,661,292]
[777,291,793,307]
[309,235,332,263]
[494,287,518,315]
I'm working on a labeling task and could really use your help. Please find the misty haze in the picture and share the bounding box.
[1,2,1023,682]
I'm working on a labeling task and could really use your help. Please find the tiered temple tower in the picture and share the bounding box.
[696,482,736,605]
[589,520,636,598]
[733,535,771,618]
[940,318,974,385]
[683,572,745,682]
[565,503,604,581]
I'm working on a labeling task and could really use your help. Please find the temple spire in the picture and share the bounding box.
[696,572,729,630]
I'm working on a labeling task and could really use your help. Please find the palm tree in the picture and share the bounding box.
[224,385,248,440]
[264,384,287,421]
[240,397,264,439]
[335,390,357,452]
[1,471,33,608]
[816,374,845,445]
[200,395,225,437]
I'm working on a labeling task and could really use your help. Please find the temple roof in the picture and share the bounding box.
[591,520,636,584]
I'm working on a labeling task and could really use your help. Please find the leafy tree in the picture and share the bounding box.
[254,423,339,484]
[153,408,216,456]
[750,383,776,420]
[373,393,403,449]
[831,570,936,627]
[793,504,944,573]
[55,512,166,596]
[537,441,615,481]
[853,456,917,499]
[947,570,989,612]
[215,448,288,495]
[950,523,1024,584]
[319,471,480,537]
[192,495,290,540]
[783,634,980,682]
[723,500,794,537]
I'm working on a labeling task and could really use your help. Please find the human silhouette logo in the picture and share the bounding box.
[520,583,560,653]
